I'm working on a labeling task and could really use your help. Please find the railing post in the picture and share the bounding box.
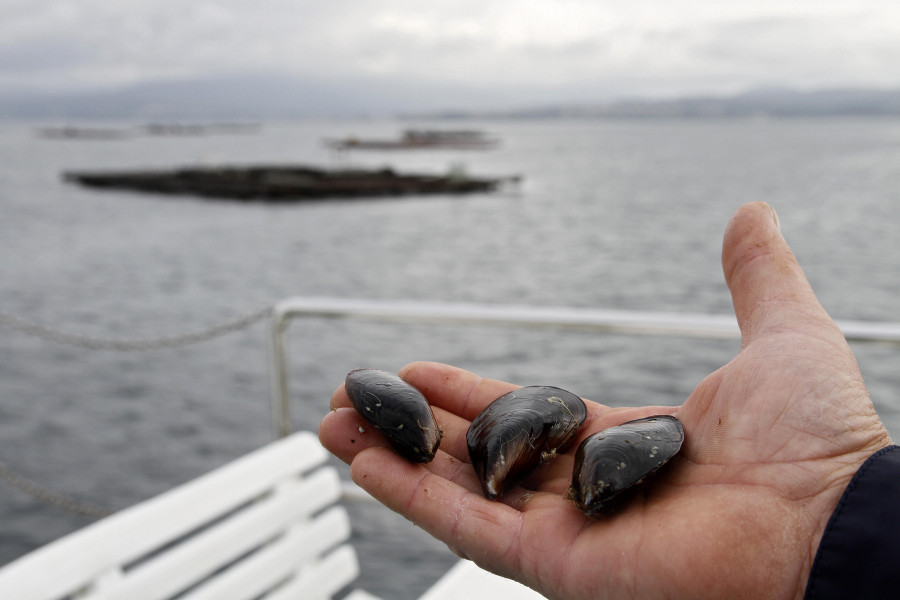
[268,303,292,439]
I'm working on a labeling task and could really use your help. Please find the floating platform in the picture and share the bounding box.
[37,126,132,140]
[63,165,519,201]
[37,123,260,140]
[325,129,499,151]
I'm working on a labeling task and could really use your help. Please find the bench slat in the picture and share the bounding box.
[86,468,341,600]
[180,507,352,600]
[264,544,360,600]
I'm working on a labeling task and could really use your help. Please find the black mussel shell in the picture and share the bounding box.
[345,368,442,463]
[567,415,684,517]
[467,386,587,500]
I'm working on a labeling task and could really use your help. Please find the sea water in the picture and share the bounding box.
[0,117,898,598]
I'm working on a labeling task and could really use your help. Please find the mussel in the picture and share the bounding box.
[567,415,684,517]
[344,368,442,463]
[467,386,587,500]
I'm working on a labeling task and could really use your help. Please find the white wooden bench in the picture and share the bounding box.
[0,431,377,600]
[0,429,548,600]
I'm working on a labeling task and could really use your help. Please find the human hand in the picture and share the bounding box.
[319,202,892,599]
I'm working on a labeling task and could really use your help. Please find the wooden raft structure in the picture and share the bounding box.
[63,165,518,201]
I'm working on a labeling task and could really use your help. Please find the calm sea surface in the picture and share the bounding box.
[1,117,898,598]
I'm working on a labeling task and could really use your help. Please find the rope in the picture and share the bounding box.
[0,458,113,518]
[0,305,274,351]
[0,303,276,515]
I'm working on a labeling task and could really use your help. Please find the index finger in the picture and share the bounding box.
[398,361,520,421]
[328,362,517,418]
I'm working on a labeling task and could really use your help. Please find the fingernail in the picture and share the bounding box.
[767,203,780,230]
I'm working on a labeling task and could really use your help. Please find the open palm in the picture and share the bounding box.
[319,203,891,600]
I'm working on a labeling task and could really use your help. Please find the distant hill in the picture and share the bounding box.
[0,75,392,120]
[1,75,899,120]
[493,87,900,119]
[0,74,526,121]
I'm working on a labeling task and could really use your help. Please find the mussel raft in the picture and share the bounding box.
[63,165,519,202]
[344,369,443,463]
[466,386,587,500]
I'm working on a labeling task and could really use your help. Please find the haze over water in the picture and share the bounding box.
[0,116,898,598]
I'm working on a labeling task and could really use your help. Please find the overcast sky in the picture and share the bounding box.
[2,0,900,103]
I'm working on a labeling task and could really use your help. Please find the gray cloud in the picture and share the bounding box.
[0,38,95,72]
[0,0,898,100]
[685,13,900,90]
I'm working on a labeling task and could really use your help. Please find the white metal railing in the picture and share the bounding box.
[267,297,900,438]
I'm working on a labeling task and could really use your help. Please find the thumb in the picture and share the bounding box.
[722,202,836,347]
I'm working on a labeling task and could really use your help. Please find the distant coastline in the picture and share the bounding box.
[1,76,898,121]
[419,87,900,120]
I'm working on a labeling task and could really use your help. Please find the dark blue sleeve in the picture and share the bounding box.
[804,445,900,599]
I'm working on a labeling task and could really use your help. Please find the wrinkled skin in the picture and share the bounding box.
[319,202,892,600]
